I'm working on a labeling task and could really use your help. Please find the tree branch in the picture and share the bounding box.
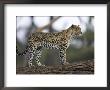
[36,16,61,32]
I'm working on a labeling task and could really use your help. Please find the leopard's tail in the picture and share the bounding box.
[16,45,29,56]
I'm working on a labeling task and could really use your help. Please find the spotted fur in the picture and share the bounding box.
[16,24,82,67]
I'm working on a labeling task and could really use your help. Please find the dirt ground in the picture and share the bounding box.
[16,60,94,74]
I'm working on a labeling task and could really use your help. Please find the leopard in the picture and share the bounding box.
[16,24,82,67]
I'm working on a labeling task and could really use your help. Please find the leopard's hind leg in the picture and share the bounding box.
[34,46,44,66]
[26,46,36,67]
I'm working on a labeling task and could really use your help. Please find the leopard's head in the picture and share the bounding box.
[70,24,82,36]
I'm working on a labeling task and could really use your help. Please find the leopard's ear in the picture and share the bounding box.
[71,24,75,28]
[71,24,74,26]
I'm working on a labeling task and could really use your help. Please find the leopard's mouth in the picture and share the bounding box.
[80,31,82,34]
[79,32,82,36]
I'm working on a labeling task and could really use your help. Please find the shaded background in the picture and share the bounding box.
[16,16,94,67]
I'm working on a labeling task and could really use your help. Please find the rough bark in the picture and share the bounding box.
[16,60,94,74]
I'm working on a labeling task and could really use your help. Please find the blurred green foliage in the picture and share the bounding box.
[67,46,94,63]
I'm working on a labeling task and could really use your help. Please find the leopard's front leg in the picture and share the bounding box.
[59,48,69,65]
